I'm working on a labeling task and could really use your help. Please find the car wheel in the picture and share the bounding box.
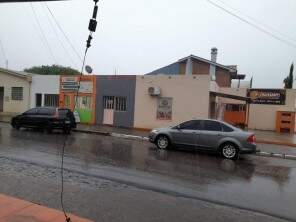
[63,127,71,134]
[156,135,170,150]
[45,124,53,134]
[221,143,239,160]
[11,121,20,130]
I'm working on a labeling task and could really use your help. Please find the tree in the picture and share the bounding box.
[24,65,80,75]
[283,63,294,89]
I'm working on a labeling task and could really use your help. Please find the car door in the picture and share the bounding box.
[36,108,54,127]
[170,120,200,149]
[197,120,223,150]
[21,108,38,127]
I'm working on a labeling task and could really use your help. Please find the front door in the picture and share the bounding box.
[171,120,201,149]
[103,96,114,125]
[0,87,3,112]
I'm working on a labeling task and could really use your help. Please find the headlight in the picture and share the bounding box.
[151,129,159,133]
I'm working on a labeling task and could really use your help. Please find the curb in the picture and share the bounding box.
[72,129,110,136]
[74,128,296,161]
[256,151,296,160]
[257,140,296,148]
[111,133,149,141]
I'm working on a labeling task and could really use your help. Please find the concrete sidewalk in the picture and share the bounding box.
[0,193,92,222]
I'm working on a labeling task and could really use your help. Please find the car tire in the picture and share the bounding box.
[63,127,71,134]
[11,121,20,130]
[45,124,53,134]
[220,143,239,160]
[156,135,170,150]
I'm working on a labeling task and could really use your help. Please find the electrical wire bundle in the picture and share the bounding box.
[60,1,99,221]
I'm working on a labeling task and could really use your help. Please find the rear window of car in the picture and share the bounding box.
[179,120,201,130]
[58,109,70,118]
[37,108,56,116]
[24,108,38,115]
[202,120,222,132]
[221,123,234,132]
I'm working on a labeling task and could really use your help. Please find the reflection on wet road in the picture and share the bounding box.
[0,123,295,221]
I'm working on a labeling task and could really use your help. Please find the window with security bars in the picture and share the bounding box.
[44,94,59,107]
[75,96,92,109]
[225,104,246,112]
[11,87,23,100]
[103,96,127,111]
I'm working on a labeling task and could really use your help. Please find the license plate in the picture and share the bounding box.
[65,120,71,124]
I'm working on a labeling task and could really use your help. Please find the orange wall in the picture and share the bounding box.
[59,75,96,124]
[224,111,246,125]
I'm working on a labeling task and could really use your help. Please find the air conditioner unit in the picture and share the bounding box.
[148,86,161,96]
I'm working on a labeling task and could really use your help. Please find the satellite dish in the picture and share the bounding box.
[85,65,93,74]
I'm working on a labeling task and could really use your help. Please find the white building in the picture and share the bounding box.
[0,68,32,114]
[30,75,60,108]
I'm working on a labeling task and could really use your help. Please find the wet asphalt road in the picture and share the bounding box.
[0,123,295,222]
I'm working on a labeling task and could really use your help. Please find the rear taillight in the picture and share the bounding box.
[247,134,256,144]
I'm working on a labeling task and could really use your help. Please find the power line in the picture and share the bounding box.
[42,2,76,66]
[45,3,83,63]
[214,0,296,44]
[59,0,99,221]
[30,3,57,63]
[204,0,296,48]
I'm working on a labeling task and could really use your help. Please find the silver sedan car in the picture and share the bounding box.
[149,119,257,160]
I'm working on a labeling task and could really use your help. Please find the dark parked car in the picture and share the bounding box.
[11,107,76,134]
[149,119,257,160]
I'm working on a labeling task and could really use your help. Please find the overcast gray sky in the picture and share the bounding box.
[0,0,295,88]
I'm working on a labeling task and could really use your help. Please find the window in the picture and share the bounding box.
[115,97,127,111]
[64,95,70,108]
[36,94,42,107]
[103,96,114,109]
[75,96,92,109]
[225,104,246,112]
[37,107,56,116]
[44,94,59,107]
[221,123,234,132]
[103,96,127,111]
[24,108,38,115]
[11,87,23,100]
[58,109,70,118]
[202,120,222,132]
[179,120,201,130]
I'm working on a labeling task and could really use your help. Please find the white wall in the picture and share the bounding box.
[219,87,247,104]
[134,75,211,129]
[0,71,31,113]
[30,75,60,108]
[249,89,296,131]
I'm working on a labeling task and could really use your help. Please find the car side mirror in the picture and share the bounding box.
[177,125,181,130]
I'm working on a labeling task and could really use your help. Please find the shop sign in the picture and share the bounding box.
[61,76,79,83]
[61,76,79,91]
[157,97,172,120]
[79,81,93,93]
[247,89,286,105]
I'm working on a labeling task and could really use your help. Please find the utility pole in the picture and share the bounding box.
[5,60,8,69]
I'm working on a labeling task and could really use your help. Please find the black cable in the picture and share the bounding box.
[214,0,296,44]
[30,2,58,63]
[60,1,98,220]
[43,2,76,66]
[45,3,84,63]
[204,0,296,48]
[60,46,88,222]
